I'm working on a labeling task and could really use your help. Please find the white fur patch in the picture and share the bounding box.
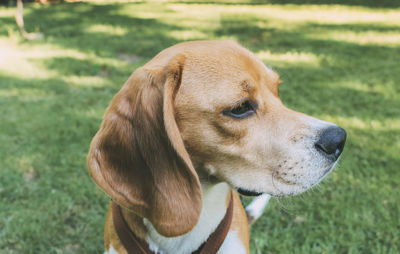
[144,182,231,254]
[245,194,271,220]
[217,231,247,254]
[104,245,118,254]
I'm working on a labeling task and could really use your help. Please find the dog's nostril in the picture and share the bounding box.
[334,148,341,158]
[315,126,347,159]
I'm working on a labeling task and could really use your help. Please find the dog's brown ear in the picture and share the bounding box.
[87,54,202,237]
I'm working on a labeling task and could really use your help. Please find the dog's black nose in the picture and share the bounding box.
[315,126,346,159]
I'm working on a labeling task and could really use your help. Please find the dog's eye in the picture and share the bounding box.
[223,100,257,119]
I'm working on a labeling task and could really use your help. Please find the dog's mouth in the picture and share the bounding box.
[237,188,263,197]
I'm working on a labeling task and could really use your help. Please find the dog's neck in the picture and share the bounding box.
[133,181,231,254]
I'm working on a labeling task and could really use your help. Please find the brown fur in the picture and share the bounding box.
[104,202,147,253]
[87,53,202,237]
[230,192,250,252]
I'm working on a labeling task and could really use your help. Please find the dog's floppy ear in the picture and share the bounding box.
[87,54,202,237]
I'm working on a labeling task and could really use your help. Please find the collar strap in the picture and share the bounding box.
[112,191,234,254]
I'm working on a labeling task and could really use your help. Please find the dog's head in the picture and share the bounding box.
[87,40,346,236]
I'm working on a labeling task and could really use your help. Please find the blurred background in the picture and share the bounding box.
[0,0,399,253]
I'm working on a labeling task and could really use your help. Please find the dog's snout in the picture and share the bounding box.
[315,126,347,159]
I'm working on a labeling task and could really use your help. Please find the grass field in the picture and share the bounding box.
[0,1,399,253]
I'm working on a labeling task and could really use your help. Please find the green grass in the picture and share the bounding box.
[0,1,399,253]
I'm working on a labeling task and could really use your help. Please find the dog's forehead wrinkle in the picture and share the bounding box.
[240,80,256,93]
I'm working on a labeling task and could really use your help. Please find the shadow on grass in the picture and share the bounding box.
[0,2,182,57]
[37,56,136,78]
[305,23,400,33]
[0,72,111,153]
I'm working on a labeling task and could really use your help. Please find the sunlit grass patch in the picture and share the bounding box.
[169,29,209,40]
[308,30,400,46]
[0,38,88,79]
[257,50,321,67]
[0,86,50,99]
[86,24,128,36]
[320,115,400,131]
[62,76,111,87]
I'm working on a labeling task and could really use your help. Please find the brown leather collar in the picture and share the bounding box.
[112,191,234,254]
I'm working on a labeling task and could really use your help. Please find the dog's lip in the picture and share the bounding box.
[317,164,335,181]
[237,188,264,197]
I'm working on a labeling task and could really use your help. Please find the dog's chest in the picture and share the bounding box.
[144,183,242,254]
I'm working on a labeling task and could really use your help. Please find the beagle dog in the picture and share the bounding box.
[87,40,346,254]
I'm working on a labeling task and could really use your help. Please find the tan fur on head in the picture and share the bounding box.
[87,54,202,237]
[89,40,344,241]
[167,40,339,197]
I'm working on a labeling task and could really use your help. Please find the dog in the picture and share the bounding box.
[87,40,346,254]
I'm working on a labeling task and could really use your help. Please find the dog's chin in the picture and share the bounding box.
[271,164,338,197]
